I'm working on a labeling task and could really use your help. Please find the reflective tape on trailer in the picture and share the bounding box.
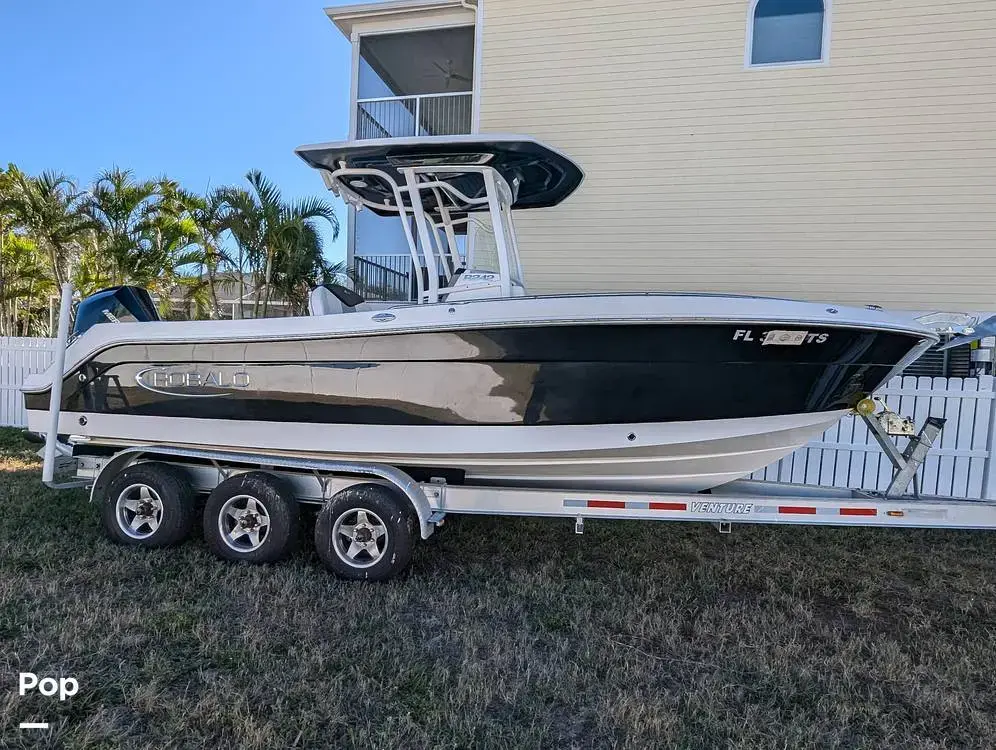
[564,498,688,511]
[773,505,878,517]
[564,498,880,518]
[420,482,984,530]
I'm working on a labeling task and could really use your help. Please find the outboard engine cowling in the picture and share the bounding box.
[73,286,160,337]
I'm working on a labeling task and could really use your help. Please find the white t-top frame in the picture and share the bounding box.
[328,162,525,304]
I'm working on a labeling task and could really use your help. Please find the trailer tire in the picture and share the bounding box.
[203,472,299,564]
[100,462,195,548]
[314,484,417,581]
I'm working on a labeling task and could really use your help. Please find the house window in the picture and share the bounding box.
[747,0,828,67]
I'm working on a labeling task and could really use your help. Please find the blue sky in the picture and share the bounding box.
[0,0,353,261]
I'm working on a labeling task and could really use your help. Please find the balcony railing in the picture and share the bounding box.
[354,255,412,301]
[356,92,473,140]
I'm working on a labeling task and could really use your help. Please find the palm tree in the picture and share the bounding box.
[188,188,234,319]
[0,164,90,288]
[147,214,205,319]
[146,179,215,318]
[81,167,161,287]
[73,227,114,297]
[270,222,351,315]
[0,233,54,336]
[0,162,342,327]
[216,185,260,318]
[219,170,338,318]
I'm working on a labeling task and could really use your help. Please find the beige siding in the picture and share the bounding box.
[479,0,996,309]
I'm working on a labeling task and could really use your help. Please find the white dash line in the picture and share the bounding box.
[19,722,50,730]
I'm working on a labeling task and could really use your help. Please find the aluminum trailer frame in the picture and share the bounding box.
[60,443,996,539]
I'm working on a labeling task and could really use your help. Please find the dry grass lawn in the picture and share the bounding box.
[2,427,996,748]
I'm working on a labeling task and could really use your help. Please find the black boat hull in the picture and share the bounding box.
[26,323,923,427]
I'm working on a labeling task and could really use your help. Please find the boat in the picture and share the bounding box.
[21,135,938,493]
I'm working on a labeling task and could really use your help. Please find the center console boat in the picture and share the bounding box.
[22,135,937,493]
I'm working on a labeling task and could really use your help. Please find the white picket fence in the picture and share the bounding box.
[752,375,996,499]
[1,337,57,430]
[2,337,996,499]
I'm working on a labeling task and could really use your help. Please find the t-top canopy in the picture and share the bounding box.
[294,134,584,217]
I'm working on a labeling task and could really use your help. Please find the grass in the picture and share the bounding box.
[2,427,996,748]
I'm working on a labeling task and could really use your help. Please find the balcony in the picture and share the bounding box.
[356,91,472,140]
[347,24,475,273]
[352,25,474,140]
[354,255,412,301]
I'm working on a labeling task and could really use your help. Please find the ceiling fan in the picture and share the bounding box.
[432,59,472,89]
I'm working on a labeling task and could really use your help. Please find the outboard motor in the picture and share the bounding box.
[72,285,160,337]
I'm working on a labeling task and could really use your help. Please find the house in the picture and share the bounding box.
[324,0,996,313]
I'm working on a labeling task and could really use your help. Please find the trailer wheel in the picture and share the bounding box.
[101,462,195,548]
[203,472,299,564]
[314,484,417,581]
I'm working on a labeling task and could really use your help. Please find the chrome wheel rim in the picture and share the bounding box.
[331,509,388,568]
[218,494,271,553]
[116,483,164,540]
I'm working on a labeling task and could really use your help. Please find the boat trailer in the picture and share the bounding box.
[39,374,993,581]
[35,283,992,581]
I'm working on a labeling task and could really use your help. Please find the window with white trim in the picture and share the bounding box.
[747,0,828,67]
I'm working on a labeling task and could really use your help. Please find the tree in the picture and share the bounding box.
[188,188,234,319]
[147,179,214,319]
[0,232,54,336]
[0,161,341,330]
[0,165,90,288]
[80,167,161,287]
[219,171,339,318]
[147,212,204,319]
[72,227,114,297]
[270,222,351,315]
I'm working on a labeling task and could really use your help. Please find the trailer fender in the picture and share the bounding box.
[88,445,436,540]
[90,448,152,505]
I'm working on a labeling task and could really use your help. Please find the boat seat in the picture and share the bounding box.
[308,284,365,316]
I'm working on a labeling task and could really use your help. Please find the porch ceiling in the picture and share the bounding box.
[361,26,474,97]
[325,0,475,40]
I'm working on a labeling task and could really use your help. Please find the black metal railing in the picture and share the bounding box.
[354,255,412,301]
